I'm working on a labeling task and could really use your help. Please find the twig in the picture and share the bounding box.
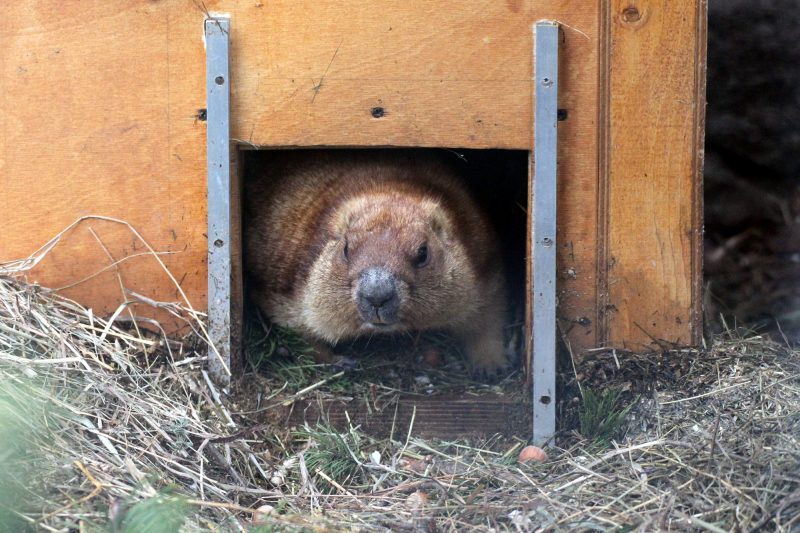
[88,227,146,351]
[660,381,748,405]
[279,371,345,407]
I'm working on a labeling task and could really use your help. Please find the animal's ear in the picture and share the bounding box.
[429,209,452,243]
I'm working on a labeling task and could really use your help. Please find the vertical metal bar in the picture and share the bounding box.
[206,18,233,384]
[532,21,559,445]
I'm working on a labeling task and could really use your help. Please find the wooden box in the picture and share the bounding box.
[0,2,706,390]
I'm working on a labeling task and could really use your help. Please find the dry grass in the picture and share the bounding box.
[0,276,268,531]
[0,274,797,532]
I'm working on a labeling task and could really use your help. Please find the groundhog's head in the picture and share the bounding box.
[301,192,476,343]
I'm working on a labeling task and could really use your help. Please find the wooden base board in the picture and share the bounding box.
[286,393,531,441]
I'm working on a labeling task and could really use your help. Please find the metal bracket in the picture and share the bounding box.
[532,21,559,445]
[205,18,233,384]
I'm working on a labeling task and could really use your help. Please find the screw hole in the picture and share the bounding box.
[371,106,386,118]
[215,75,225,85]
[540,396,551,405]
[213,239,224,248]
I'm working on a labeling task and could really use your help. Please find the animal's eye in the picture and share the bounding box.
[416,244,430,267]
[343,239,350,262]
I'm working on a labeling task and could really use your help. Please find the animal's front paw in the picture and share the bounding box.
[307,341,358,372]
[461,313,510,383]
[467,351,510,383]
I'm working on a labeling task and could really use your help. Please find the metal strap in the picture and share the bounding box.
[532,21,559,445]
[205,18,233,384]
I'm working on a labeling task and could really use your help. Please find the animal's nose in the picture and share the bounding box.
[357,267,400,323]
[359,267,398,307]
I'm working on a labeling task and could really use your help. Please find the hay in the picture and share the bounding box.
[0,275,276,531]
[0,274,798,531]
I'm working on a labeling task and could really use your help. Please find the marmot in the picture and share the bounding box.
[244,150,509,379]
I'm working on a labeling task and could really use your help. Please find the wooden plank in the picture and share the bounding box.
[0,1,209,328]
[223,0,534,149]
[603,0,706,348]
[234,79,532,149]
[288,393,531,440]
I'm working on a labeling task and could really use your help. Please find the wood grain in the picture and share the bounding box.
[288,393,531,440]
[0,1,208,330]
[542,2,603,352]
[223,0,533,148]
[603,0,705,348]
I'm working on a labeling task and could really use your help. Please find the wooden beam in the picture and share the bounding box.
[602,0,706,348]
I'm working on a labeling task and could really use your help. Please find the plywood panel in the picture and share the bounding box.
[604,0,705,348]
[0,1,209,326]
[234,79,532,149]
[218,0,535,149]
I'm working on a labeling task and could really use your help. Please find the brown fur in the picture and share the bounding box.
[244,150,508,377]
